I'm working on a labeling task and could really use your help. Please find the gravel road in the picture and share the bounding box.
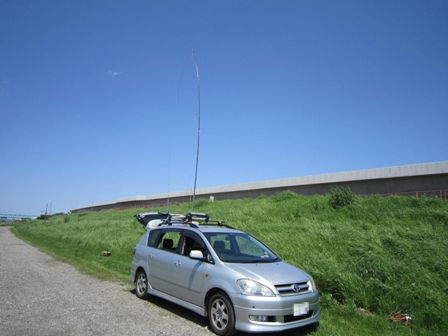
[0,227,213,336]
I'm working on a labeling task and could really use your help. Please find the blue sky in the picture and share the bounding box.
[1,0,447,215]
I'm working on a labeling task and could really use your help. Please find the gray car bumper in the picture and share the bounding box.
[232,291,319,333]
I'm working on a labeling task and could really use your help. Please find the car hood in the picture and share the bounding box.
[224,261,310,285]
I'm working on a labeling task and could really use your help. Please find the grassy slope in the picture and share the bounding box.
[12,193,448,335]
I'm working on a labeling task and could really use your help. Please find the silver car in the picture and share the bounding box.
[130,213,319,335]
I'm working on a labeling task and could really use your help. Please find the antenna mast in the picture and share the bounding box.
[192,50,201,210]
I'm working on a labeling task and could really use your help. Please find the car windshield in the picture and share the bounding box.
[204,232,280,263]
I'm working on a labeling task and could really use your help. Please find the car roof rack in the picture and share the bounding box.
[159,222,199,228]
[184,212,235,229]
[184,212,209,223]
[157,213,198,228]
[155,212,234,230]
[202,221,234,229]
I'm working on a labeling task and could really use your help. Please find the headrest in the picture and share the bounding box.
[163,239,173,249]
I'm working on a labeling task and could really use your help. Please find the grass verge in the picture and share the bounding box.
[12,193,448,335]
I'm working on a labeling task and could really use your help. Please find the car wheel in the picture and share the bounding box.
[135,269,149,299]
[208,292,235,336]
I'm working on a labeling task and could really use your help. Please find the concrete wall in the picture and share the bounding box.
[71,161,448,213]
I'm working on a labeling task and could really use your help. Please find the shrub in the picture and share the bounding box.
[273,190,298,202]
[193,198,209,208]
[328,186,355,209]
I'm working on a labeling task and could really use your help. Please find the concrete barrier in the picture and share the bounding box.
[71,161,448,213]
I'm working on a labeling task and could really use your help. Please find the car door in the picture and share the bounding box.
[147,229,182,295]
[169,231,211,306]
[133,231,151,274]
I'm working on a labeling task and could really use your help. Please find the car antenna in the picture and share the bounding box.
[166,158,171,213]
[191,49,201,211]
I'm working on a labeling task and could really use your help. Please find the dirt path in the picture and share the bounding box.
[0,227,213,336]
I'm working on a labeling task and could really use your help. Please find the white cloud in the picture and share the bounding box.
[106,70,123,78]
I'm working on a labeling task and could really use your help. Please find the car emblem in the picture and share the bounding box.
[293,284,301,293]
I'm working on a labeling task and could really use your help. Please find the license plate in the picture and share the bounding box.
[293,302,309,316]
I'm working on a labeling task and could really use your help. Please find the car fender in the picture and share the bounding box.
[204,267,240,304]
[131,259,149,283]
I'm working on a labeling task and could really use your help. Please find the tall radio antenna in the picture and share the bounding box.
[192,49,201,210]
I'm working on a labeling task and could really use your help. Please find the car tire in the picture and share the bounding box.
[135,269,149,299]
[207,292,236,336]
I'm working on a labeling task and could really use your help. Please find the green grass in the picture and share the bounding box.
[12,193,448,335]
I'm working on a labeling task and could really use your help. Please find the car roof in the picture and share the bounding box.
[152,224,242,234]
[196,225,242,234]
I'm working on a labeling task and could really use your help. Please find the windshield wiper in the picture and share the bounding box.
[229,258,279,263]
[257,257,281,263]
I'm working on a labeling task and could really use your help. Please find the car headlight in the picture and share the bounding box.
[236,279,275,297]
[308,276,317,292]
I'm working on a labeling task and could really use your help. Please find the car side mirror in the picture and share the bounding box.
[189,250,204,260]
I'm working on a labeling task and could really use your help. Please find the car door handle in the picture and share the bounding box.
[174,261,181,267]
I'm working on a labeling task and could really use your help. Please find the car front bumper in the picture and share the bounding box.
[232,291,319,333]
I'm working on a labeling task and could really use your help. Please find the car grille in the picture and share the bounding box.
[275,281,310,296]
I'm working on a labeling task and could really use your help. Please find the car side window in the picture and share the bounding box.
[147,230,161,247]
[156,230,181,252]
[181,232,206,257]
